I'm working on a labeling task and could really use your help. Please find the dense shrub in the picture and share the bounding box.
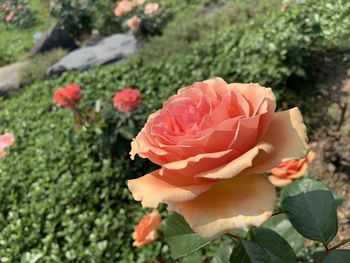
[0,0,35,28]
[1,0,350,261]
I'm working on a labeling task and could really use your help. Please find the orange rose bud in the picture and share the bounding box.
[269,151,315,187]
[132,210,161,247]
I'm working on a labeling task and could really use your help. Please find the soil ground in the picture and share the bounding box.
[307,63,350,249]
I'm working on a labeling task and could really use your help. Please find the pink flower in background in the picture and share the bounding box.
[127,15,141,31]
[0,132,14,158]
[114,0,133,17]
[144,3,159,16]
[269,151,315,187]
[132,210,161,246]
[113,87,142,112]
[53,84,82,109]
[6,11,15,22]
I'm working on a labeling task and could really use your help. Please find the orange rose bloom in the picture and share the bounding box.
[127,15,141,31]
[269,151,315,187]
[132,210,162,246]
[128,78,309,239]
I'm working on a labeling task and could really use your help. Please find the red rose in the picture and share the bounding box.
[53,84,82,109]
[113,87,142,112]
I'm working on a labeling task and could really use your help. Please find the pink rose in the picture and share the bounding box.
[53,84,82,109]
[0,132,14,158]
[114,0,133,17]
[128,78,309,239]
[6,11,15,22]
[269,151,315,187]
[144,3,159,16]
[132,210,162,246]
[126,15,141,31]
[113,87,142,112]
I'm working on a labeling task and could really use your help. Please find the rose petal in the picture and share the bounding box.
[195,142,273,179]
[268,175,293,187]
[127,169,216,207]
[241,107,309,175]
[169,174,276,240]
[160,149,238,176]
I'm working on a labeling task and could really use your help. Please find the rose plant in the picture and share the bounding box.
[128,78,350,261]
[113,0,171,38]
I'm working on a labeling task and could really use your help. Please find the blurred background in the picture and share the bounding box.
[0,0,349,262]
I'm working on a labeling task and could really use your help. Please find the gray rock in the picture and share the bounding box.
[30,27,77,56]
[47,34,137,75]
[0,61,29,96]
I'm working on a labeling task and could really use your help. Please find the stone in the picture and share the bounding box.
[0,61,29,96]
[47,34,137,75]
[30,27,77,56]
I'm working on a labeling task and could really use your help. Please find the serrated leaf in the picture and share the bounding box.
[253,227,297,263]
[164,213,210,259]
[281,179,338,244]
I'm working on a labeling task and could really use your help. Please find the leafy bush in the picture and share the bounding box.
[49,0,94,38]
[0,0,35,28]
[1,0,350,261]
[0,0,56,65]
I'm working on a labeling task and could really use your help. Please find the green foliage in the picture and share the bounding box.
[0,0,36,28]
[323,250,350,263]
[49,0,94,37]
[138,0,281,62]
[230,239,271,263]
[164,213,211,259]
[262,214,304,254]
[19,48,67,85]
[0,0,55,65]
[252,228,297,263]
[281,179,338,245]
[1,0,350,261]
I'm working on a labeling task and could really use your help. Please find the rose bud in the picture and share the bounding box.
[132,210,162,247]
[269,151,315,187]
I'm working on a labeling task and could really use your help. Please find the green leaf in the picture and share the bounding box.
[324,249,350,263]
[253,227,297,263]
[164,213,211,259]
[262,214,304,253]
[281,179,338,244]
[211,245,232,263]
[230,240,270,263]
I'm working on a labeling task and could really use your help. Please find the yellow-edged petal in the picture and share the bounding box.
[241,107,309,175]
[127,169,215,208]
[169,173,276,240]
